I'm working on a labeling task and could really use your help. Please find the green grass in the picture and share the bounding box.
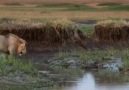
[108,5,129,11]
[37,3,76,8]
[0,80,54,90]
[3,2,22,6]
[80,26,94,37]
[98,3,129,11]
[1,3,129,12]
[98,2,122,7]
[54,48,129,69]
[0,56,38,76]
[67,4,96,11]
[37,3,129,11]
[37,3,96,11]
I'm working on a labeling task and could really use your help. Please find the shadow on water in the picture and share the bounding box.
[53,73,129,90]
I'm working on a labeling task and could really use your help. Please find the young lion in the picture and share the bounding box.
[0,34,27,58]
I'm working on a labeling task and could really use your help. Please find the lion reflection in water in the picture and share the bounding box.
[0,33,27,58]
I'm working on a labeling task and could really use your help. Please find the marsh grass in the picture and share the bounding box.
[54,48,129,69]
[0,56,38,76]
[0,80,54,90]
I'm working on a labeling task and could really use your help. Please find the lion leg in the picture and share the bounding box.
[5,53,11,60]
[7,46,16,59]
[9,51,15,59]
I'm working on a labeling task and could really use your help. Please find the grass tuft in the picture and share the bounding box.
[80,26,94,37]
[95,19,129,42]
[0,18,83,45]
[96,19,129,27]
[54,48,129,69]
[0,56,38,76]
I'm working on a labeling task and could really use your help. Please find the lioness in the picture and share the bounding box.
[0,34,27,58]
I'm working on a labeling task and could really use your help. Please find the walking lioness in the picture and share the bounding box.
[0,34,27,58]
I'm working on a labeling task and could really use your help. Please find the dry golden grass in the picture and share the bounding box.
[0,18,87,49]
[0,18,77,44]
[95,19,129,42]
[0,0,129,3]
[0,3,128,20]
[96,19,129,27]
[0,10,129,20]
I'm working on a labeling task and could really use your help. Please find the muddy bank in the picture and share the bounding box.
[20,42,129,72]
[0,74,54,89]
[21,41,89,61]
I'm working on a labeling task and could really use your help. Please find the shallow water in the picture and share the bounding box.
[52,73,129,90]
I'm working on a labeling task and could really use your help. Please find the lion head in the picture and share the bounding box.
[17,38,27,56]
[5,34,27,56]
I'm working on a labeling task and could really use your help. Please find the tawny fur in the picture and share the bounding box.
[0,34,27,58]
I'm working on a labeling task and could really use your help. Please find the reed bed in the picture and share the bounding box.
[94,19,129,42]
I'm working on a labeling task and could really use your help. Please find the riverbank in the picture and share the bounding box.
[0,18,129,89]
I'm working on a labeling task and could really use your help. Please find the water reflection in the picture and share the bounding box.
[70,73,95,90]
[61,73,129,90]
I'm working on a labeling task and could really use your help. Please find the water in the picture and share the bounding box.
[0,72,129,90]
[52,73,129,90]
